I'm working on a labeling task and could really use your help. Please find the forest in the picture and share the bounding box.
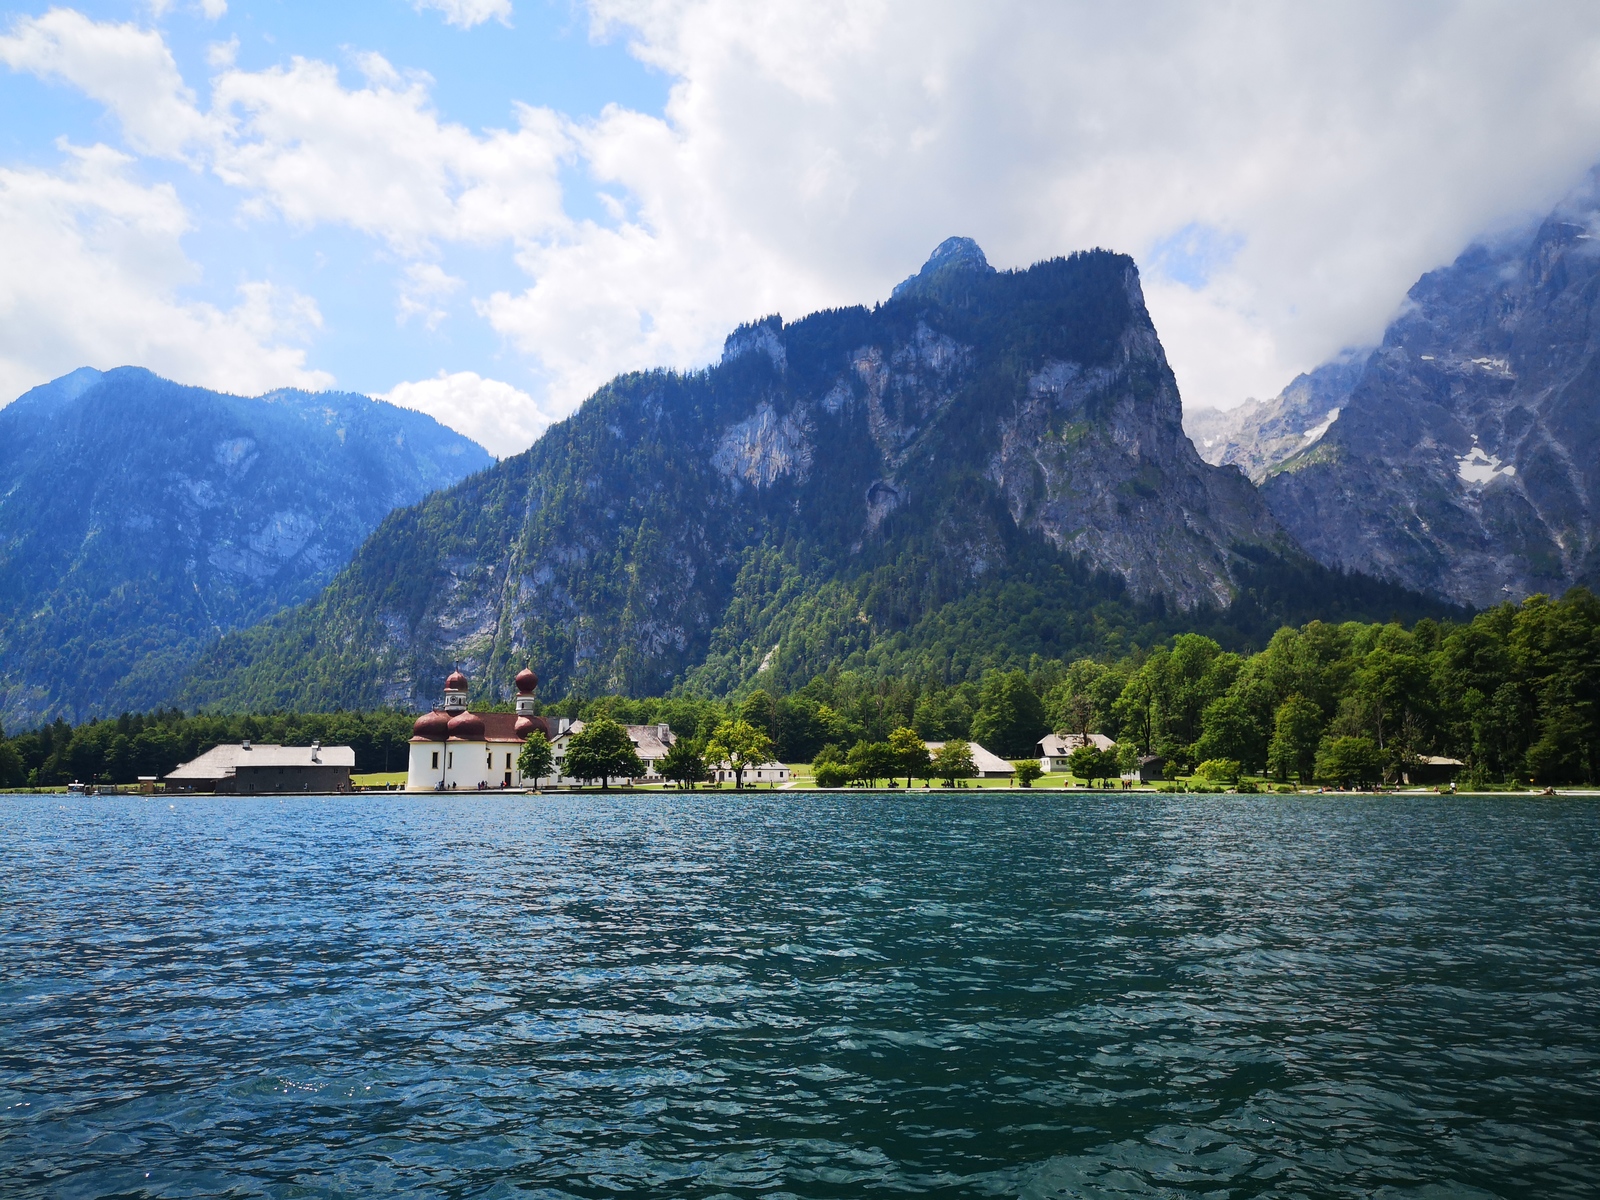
[3,588,1598,788]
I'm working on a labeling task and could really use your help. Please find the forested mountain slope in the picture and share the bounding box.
[0,368,490,727]
[179,241,1458,713]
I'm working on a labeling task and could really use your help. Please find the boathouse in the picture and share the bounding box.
[165,741,355,794]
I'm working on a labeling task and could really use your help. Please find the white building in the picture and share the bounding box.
[1037,732,1116,773]
[708,760,791,785]
[549,720,678,785]
[406,668,554,791]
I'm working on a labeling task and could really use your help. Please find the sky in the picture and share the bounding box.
[5,2,1600,457]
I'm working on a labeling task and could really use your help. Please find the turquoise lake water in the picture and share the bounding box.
[1,792,1597,1198]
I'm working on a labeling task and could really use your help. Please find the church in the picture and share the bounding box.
[406,668,554,791]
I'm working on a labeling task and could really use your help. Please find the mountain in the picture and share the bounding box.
[0,368,491,727]
[1184,351,1369,483]
[1252,172,1600,609]
[177,240,1456,713]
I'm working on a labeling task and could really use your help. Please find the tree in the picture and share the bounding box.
[887,726,931,787]
[1267,694,1323,785]
[658,739,708,789]
[705,719,775,789]
[969,671,1046,758]
[563,718,646,788]
[846,739,895,787]
[739,689,777,739]
[1067,744,1114,787]
[931,740,976,786]
[1014,759,1044,788]
[1196,684,1272,774]
[1315,735,1382,787]
[0,736,22,789]
[1194,758,1242,784]
[517,732,554,785]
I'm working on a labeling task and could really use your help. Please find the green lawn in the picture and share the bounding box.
[352,771,408,788]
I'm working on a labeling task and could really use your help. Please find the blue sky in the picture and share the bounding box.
[5,2,1600,455]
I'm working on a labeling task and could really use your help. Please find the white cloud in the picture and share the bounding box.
[0,8,213,159]
[209,54,571,251]
[205,36,237,69]
[0,142,331,404]
[378,371,553,457]
[414,0,512,29]
[199,0,227,18]
[526,0,1600,412]
[397,261,465,329]
[12,2,1600,423]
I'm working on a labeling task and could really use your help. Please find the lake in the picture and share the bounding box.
[1,792,1596,1197]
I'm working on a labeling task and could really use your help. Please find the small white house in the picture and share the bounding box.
[709,760,790,785]
[1037,732,1116,773]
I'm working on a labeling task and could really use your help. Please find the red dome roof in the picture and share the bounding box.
[446,671,468,691]
[412,710,450,740]
[515,668,538,694]
[514,714,551,739]
[446,710,485,740]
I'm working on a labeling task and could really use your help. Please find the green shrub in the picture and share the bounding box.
[1274,783,1295,794]
[1234,780,1259,794]
[813,762,850,788]
[1194,758,1242,783]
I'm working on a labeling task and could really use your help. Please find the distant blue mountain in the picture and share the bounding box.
[0,367,491,728]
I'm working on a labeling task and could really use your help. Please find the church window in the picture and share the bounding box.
[431,751,439,769]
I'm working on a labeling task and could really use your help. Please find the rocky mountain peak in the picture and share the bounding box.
[1247,167,1600,608]
[720,314,786,370]
[891,236,996,300]
[1185,350,1370,483]
[176,245,1353,712]
[0,368,491,727]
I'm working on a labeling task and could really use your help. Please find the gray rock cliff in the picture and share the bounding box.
[1184,352,1369,483]
[180,242,1355,712]
[1258,172,1600,609]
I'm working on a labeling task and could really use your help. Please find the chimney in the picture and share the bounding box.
[242,739,251,751]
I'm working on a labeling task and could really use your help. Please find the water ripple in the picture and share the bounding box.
[2,793,1597,1197]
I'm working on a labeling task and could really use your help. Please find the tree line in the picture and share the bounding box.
[5,590,1599,789]
[0,710,416,789]
[549,589,1600,787]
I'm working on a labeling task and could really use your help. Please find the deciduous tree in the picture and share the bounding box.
[887,726,931,787]
[658,739,708,789]
[564,718,645,788]
[517,732,553,785]
[931,740,976,786]
[706,719,774,789]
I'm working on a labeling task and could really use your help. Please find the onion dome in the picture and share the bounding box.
[446,711,485,741]
[412,710,450,740]
[514,714,537,738]
[515,668,538,694]
[446,671,469,691]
